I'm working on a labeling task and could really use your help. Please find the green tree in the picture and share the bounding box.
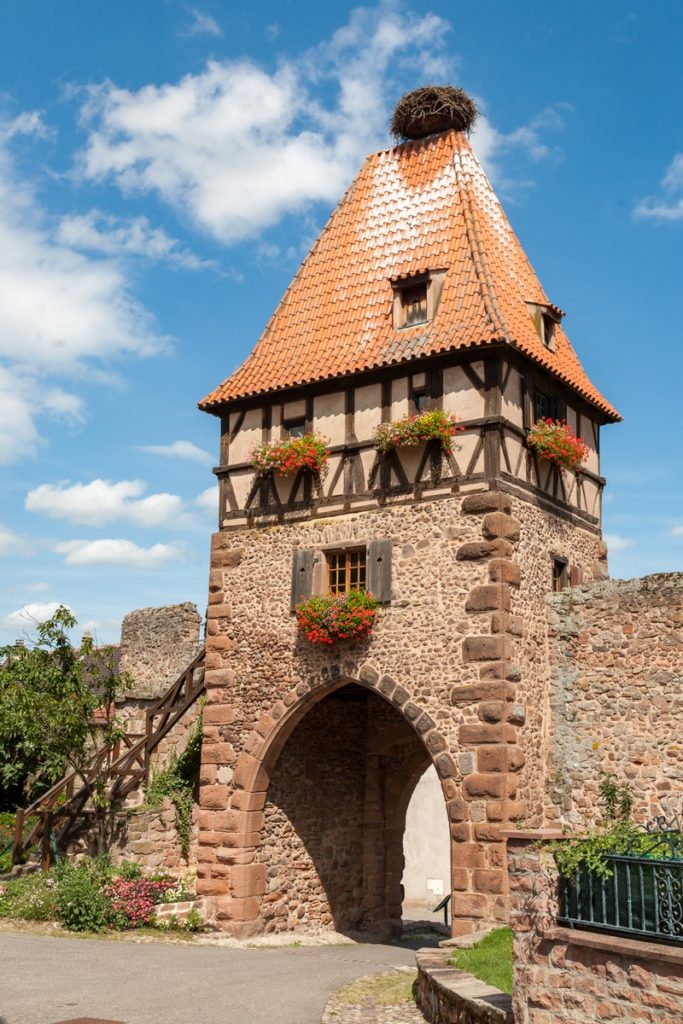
[0,607,130,851]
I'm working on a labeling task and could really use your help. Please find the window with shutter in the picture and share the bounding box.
[291,548,314,611]
[367,539,392,603]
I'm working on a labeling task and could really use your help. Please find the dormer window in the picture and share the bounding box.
[401,283,428,327]
[392,270,446,330]
[526,301,564,352]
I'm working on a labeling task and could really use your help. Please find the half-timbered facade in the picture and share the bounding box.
[195,116,619,939]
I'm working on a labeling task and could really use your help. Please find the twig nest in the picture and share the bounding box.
[391,85,479,141]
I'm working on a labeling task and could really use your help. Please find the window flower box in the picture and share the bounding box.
[295,591,379,645]
[250,433,329,477]
[372,409,463,453]
[527,417,588,472]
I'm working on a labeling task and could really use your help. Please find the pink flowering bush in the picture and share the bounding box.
[105,876,177,930]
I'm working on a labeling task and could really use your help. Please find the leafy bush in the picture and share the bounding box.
[296,591,379,645]
[115,860,142,880]
[184,907,203,932]
[56,860,112,932]
[146,710,202,859]
[372,409,462,453]
[0,871,58,921]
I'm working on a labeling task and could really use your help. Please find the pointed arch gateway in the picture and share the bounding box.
[203,668,464,938]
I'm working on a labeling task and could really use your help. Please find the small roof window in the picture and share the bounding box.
[392,270,446,331]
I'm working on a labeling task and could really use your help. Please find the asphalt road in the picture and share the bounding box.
[0,931,422,1024]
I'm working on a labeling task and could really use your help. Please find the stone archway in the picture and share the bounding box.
[198,669,461,937]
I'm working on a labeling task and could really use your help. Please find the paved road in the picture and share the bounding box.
[0,932,422,1024]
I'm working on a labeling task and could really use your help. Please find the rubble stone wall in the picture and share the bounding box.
[197,486,604,937]
[119,602,202,700]
[544,574,683,825]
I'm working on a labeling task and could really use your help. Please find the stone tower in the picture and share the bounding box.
[196,88,620,938]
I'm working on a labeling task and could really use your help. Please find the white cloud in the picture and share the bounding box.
[0,116,170,464]
[1,601,68,632]
[55,538,183,568]
[137,439,213,464]
[76,7,454,244]
[26,478,184,527]
[0,523,24,555]
[56,210,214,270]
[634,154,683,222]
[604,533,636,552]
[672,525,683,537]
[0,111,51,142]
[182,7,223,38]
[196,484,218,510]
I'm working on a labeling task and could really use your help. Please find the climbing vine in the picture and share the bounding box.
[146,706,203,860]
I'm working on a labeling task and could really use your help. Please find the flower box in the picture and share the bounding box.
[295,591,379,645]
[527,418,588,472]
[372,409,463,453]
[250,433,329,477]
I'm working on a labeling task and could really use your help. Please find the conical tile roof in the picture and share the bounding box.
[200,130,619,420]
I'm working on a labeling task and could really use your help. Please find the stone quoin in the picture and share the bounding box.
[194,86,620,938]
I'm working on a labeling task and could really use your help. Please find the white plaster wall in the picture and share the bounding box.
[401,764,451,911]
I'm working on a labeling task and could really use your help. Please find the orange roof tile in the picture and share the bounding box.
[200,130,620,421]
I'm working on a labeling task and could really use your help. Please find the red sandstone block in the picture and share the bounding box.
[205,652,223,670]
[446,798,467,822]
[206,668,236,686]
[199,785,229,810]
[425,731,447,755]
[461,492,512,515]
[214,896,260,921]
[465,584,511,613]
[464,773,507,799]
[473,824,506,843]
[450,823,471,843]
[231,863,267,898]
[456,539,514,561]
[196,847,216,864]
[230,789,267,812]
[486,799,527,821]
[451,682,515,704]
[206,604,233,620]
[477,745,525,772]
[196,878,229,896]
[210,635,235,650]
[462,635,513,663]
[478,661,520,682]
[450,893,491,918]
[482,512,521,541]
[202,742,236,765]
[459,723,516,745]
[451,868,469,891]
[199,764,217,786]
[454,843,486,868]
[232,753,261,790]
[203,705,238,726]
[211,546,245,567]
[473,868,507,894]
[478,701,507,724]
[488,558,521,586]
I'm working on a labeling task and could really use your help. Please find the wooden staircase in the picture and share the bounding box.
[11,648,206,869]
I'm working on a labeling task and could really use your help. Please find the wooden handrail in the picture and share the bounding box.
[12,648,205,867]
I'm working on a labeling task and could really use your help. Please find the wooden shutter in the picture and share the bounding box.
[367,539,392,603]
[291,549,314,611]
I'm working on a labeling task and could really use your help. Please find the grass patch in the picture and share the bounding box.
[333,970,416,1006]
[450,927,512,995]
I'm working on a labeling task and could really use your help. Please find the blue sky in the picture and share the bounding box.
[1,1,682,643]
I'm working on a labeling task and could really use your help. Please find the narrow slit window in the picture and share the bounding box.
[552,558,568,593]
[327,548,366,595]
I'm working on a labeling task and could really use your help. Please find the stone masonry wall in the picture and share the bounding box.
[508,832,683,1024]
[108,798,199,876]
[119,602,202,700]
[197,486,605,936]
[544,574,683,825]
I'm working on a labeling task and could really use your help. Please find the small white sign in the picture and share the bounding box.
[426,878,444,896]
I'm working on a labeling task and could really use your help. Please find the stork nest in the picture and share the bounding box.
[390,86,478,141]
